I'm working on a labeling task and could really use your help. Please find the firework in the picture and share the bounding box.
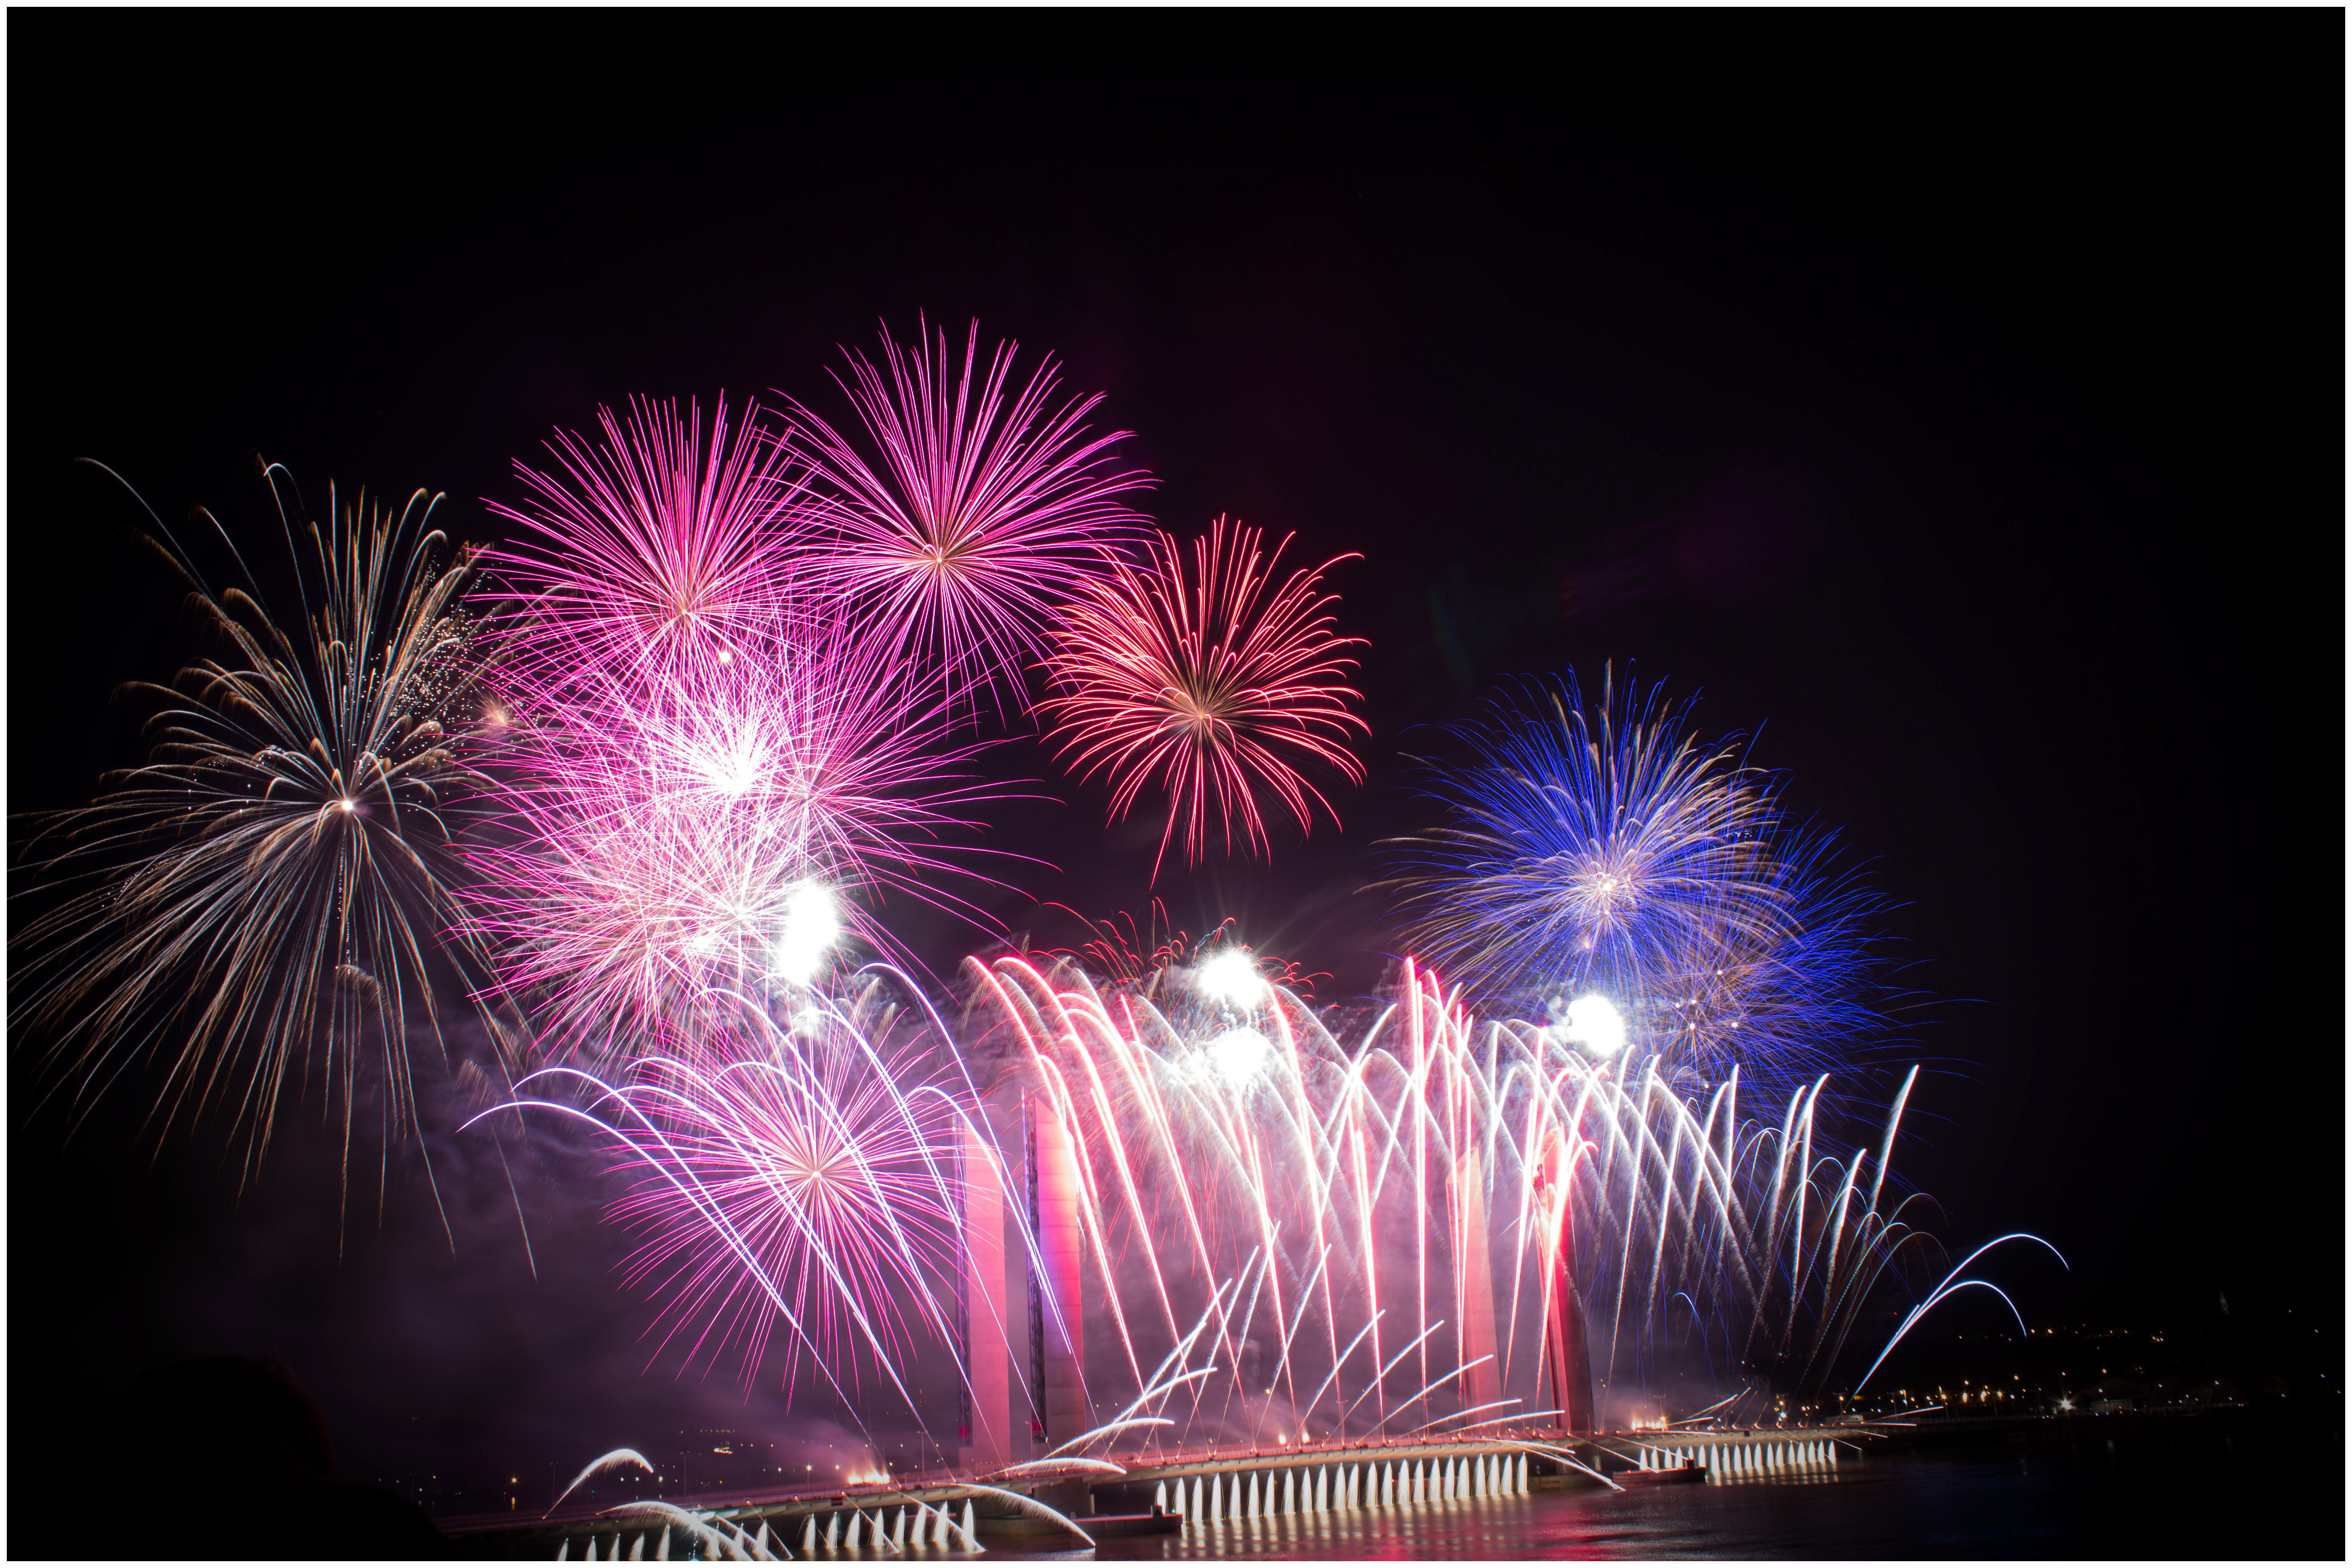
[612,1016,964,1398]
[461,607,1009,1059]
[938,951,2033,1455]
[21,328,2044,1459]
[485,395,808,693]
[786,317,1153,704]
[1039,515,1368,877]
[472,945,2038,1453]
[1381,669,1886,1088]
[11,462,494,1179]
[1037,902,1318,994]
[479,975,969,1411]
[969,955,2046,1447]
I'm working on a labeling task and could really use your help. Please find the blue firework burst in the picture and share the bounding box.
[1382,667,1890,1088]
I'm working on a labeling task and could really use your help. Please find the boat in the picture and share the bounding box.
[1617,1462,1708,1487]
[976,1504,1183,1540]
[1089,1507,1185,1537]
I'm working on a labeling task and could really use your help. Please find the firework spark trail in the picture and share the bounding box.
[549,1450,655,1517]
[24,336,2051,1457]
[1040,515,1367,877]
[470,993,964,1425]
[545,946,2046,1460]
[1382,667,1889,1093]
[12,461,497,1200]
[1336,1324,1448,1427]
[607,1044,959,1387]
[1416,1396,1546,1435]
[786,316,1153,708]
[485,396,809,694]
[1390,1354,1494,1426]
[1852,1234,2070,1392]
[952,955,2050,1449]
[1296,1311,1387,1426]
[461,607,1014,1059]
[1057,1313,1229,1465]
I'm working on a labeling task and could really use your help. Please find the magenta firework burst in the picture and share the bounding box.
[461,608,1003,1059]
[786,317,1153,704]
[485,991,968,1402]
[612,1026,965,1395]
[485,395,808,691]
[1039,515,1368,876]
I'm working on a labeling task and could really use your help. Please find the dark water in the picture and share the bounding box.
[991,1431,2342,1561]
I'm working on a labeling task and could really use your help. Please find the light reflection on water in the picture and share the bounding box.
[978,1433,2329,1561]
[995,1482,1869,1563]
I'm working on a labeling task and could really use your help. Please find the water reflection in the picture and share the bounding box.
[1159,1491,1550,1560]
[981,1428,2332,1562]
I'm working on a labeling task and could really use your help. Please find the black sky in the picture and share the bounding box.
[9,13,2341,1512]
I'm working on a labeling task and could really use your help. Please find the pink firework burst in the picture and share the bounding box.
[463,608,1005,1059]
[1039,514,1368,877]
[785,317,1153,705]
[612,1027,965,1395]
[495,1006,967,1399]
[485,395,807,692]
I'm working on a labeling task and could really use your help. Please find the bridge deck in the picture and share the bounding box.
[439,1427,1859,1545]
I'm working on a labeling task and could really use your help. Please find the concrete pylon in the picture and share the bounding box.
[1452,1142,1501,1415]
[1025,1087,1089,1450]
[1539,1134,1596,1435]
[960,1110,1013,1473]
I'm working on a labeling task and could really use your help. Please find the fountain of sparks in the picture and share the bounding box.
[473,949,2055,1553]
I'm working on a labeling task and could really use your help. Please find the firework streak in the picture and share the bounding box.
[477,956,2053,1456]
[787,317,1154,709]
[485,395,809,693]
[460,604,1007,1059]
[13,463,496,1184]
[1041,515,1367,877]
[20,325,2051,1459]
[1382,668,1888,1094]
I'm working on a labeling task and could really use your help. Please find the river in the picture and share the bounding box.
[987,1422,2339,1561]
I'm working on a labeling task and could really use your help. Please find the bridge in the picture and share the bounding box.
[440,1427,1857,1559]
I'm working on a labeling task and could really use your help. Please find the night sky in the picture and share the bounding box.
[10,15,2339,1519]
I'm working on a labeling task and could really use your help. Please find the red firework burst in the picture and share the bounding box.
[1039,515,1367,876]
[785,317,1152,704]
